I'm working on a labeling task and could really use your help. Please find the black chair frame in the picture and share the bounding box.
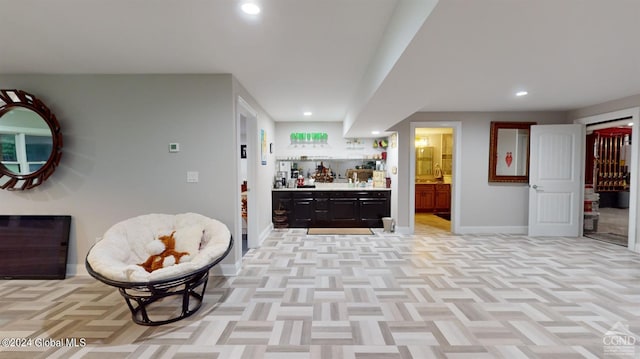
[86,235,233,326]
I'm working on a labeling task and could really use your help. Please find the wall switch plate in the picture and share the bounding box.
[187,171,199,183]
[169,143,180,152]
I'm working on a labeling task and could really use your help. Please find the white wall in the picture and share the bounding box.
[274,121,388,160]
[568,94,640,120]
[233,78,276,249]
[390,111,568,232]
[0,74,265,275]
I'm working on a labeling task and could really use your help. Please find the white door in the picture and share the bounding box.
[528,124,584,236]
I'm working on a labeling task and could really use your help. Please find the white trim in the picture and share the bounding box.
[67,264,89,277]
[236,95,260,270]
[237,96,258,118]
[575,107,639,253]
[257,223,273,246]
[409,121,462,234]
[394,226,412,235]
[218,263,241,276]
[457,226,527,235]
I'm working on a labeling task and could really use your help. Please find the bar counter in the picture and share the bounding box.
[272,184,391,228]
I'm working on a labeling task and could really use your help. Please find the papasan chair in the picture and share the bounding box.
[86,213,233,326]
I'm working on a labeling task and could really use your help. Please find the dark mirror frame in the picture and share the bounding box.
[488,121,535,183]
[0,89,63,190]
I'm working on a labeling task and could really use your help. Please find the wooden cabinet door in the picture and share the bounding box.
[292,191,315,227]
[435,184,450,213]
[359,199,387,227]
[314,198,330,225]
[416,184,435,212]
[329,197,359,227]
[292,199,314,227]
[415,187,424,210]
[273,192,293,212]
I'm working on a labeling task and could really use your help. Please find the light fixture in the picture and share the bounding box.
[629,122,634,126]
[416,138,428,147]
[515,91,528,97]
[303,111,312,116]
[241,2,261,15]
[371,130,380,135]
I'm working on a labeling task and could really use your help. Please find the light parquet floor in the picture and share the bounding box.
[1,228,640,358]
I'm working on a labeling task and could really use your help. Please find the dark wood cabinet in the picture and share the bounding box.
[435,184,451,213]
[292,192,314,227]
[272,191,293,212]
[292,199,313,227]
[416,183,450,213]
[359,198,389,227]
[415,184,435,212]
[314,192,330,225]
[330,197,360,226]
[272,190,390,228]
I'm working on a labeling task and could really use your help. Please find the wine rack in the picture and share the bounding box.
[594,132,630,192]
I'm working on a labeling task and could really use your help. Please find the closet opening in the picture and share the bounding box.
[584,117,632,246]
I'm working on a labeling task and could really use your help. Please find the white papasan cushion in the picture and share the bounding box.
[87,213,231,282]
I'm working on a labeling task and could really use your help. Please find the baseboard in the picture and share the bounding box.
[258,223,273,246]
[217,263,241,276]
[394,226,412,235]
[457,226,527,235]
[67,264,88,277]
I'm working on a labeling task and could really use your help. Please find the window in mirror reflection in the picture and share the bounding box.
[1,133,17,161]
[0,107,53,175]
[1,133,52,175]
[25,135,53,172]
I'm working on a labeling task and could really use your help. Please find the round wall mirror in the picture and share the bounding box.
[0,90,63,190]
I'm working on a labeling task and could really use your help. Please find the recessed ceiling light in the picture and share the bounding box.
[629,122,634,126]
[516,91,528,97]
[303,111,312,116]
[241,3,261,15]
[371,131,380,135]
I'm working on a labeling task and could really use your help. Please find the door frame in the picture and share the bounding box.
[575,107,639,253]
[236,96,259,257]
[409,121,462,234]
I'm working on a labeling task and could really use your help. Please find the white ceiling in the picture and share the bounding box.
[2,0,639,138]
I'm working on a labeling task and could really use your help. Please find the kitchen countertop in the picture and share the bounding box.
[273,183,391,191]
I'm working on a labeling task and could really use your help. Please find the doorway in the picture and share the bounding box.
[413,127,453,233]
[577,107,639,253]
[237,97,258,257]
[584,119,632,246]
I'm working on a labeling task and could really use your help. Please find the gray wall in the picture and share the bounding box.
[391,111,568,232]
[568,94,640,120]
[0,74,268,274]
